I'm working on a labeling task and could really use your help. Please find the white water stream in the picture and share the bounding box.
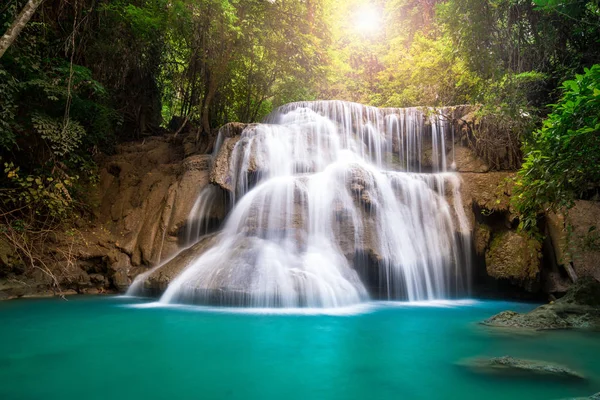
[129,101,472,307]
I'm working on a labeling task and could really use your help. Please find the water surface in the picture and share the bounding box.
[1,297,598,400]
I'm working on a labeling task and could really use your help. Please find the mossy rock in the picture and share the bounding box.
[474,223,491,256]
[561,277,600,307]
[485,230,541,285]
[482,278,600,330]
[459,356,585,380]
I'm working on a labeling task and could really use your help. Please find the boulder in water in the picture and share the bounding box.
[561,393,600,400]
[459,356,586,380]
[482,278,600,330]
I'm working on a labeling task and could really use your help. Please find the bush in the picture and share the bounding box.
[514,65,600,231]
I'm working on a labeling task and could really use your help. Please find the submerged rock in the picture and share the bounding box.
[562,393,600,400]
[459,356,585,380]
[482,278,600,330]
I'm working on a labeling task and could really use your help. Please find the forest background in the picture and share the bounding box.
[0,0,599,237]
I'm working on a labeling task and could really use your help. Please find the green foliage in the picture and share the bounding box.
[582,226,600,251]
[0,4,120,228]
[2,162,75,220]
[376,33,482,107]
[0,68,18,150]
[31,114,85,157]
[514,65,600,231]
[159,0,327,127]
[1,0,600,237]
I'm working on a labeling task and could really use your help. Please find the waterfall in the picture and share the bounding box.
[136,101,472,306]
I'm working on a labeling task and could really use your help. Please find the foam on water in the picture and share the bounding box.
[124,301,375,316]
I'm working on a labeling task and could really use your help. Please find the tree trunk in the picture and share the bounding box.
[0,0,44,59]
[201,78,218,136]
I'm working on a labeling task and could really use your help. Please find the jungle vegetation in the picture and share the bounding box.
[0,0,599,235]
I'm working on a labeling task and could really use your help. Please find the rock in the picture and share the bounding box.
[547,211,571,267]
[182,154,211,172]
[459,356,585,380]
[485,231,541,290]
[482,278,600,330]
[474,222,491,256]
[449,146,490,173]
[94,132,217,268]
[142,233,219,295]
[210,123,249,193]
[0,237,15,272]
[561,201,600,281]
[458,171,516,228]
[482,308,571,330]
[89,273,106,286]
[109,252,130,271]
[560,276,600,307]
[561,393,600,400]
[111,270,130,292]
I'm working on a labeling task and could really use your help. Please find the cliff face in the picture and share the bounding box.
[0,132,221,299]
[1,110,598,300]
[452,113,599,298]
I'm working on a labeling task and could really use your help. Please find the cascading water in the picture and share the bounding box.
[132,100,472,307]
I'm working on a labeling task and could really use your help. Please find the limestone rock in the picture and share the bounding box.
[482,308,571,330]
[459,356,585,380]
[459,171,515,228]
[482,278,600,330]
[143,233,219,295]
[560,276,600,306]
[96,134,215,268]
[474,223,491,256]
[449,146,490,173]
[89,273,106,286]
[111,270,130,292]
[546,211,571,266]
[562,393,600,400]
[210,123,249,193]
[485,231,541,289]
[462,172,514,213]
[564,201,600,281]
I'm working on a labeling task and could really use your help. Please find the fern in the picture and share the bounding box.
[31,113,86,156]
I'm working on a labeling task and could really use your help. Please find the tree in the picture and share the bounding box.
[0,0,43,58]
[514,65,600,232]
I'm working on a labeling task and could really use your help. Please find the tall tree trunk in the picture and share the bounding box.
[0,0,44,59]
[201,78,218,136]
[195,76,218,153]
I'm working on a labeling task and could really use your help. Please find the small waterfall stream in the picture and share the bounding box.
[129,101,472,307]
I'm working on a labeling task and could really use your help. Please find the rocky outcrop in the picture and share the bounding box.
[449,146,490,173]
[2,105,598,301]
[458,171,515,226]
[210,122,249,193]
[97,136,215,267]
[546,201,600,282]
[485,231,541,290]
[0,130,223,299]
[142,233,219,295]
[482,278,600,330]
[458,356,585,380]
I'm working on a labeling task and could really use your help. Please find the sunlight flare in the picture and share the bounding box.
[353,3,383,35]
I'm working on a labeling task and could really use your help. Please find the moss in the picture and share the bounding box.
[561,277,600,307]
[474,223,491,255]
[485,230,541,282]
